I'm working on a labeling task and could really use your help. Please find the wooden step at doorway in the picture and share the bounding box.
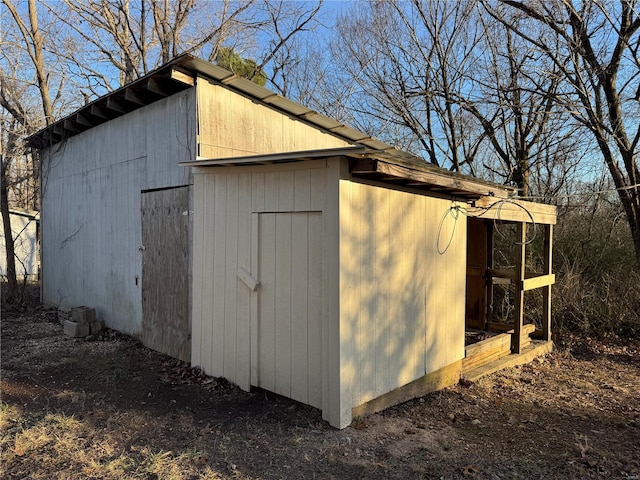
[461,341,554,383]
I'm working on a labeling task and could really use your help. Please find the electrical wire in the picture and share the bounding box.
[464,197,538,245]
[516,182,640,201]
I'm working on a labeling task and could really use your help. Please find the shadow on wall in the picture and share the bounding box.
[340,181,466,408]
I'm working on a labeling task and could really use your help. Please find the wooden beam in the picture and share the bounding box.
[169,67,195,86]
[522,273,555,291]
[124,88,145,105]
[512,222,526,354]
[146,78,169,96]
[542,224,553,341]
[63,119,80,133]
[90,104,111,119]
[106,97,127,113]
[469,197,557,225]
[486,222,495,324]
[376,161,507,197]
[75,113,93,126]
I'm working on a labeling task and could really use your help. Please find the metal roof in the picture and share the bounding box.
[27,53,514,199]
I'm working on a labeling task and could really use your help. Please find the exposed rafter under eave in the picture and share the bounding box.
[26,67,195,149]
[349,158,512,200]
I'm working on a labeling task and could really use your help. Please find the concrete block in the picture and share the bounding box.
[71,306,96,324]
[64,320,90,338]
[89,319,105,335]
[58,309,70,325]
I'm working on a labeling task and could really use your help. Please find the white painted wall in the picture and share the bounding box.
[191,160,331,396]
[40,90,196,334]
[0,212,38,279]
[338,179,467,426]
[192,158,468,429]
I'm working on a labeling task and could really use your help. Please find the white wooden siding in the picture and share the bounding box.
[253,211,323,408]
[0,213,38,279]
[191,160,330,395]
[338,180,467,411]
[40,90,196,334]
[196,76,350,158]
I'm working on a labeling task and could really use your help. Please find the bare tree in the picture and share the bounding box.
[47,0,323,91]
[328,0,582,200]
[459,7,583,196]
[331,0,484,169]
[486,0,640,264]
[1,0,57,301]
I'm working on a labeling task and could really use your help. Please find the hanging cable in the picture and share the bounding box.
[437,203,461,254]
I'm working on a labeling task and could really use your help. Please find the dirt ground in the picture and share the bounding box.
[1,292,639,479]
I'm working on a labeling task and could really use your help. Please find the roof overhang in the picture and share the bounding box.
[181,146,369,167]
[26,64,195,149]
[182,146,515,201]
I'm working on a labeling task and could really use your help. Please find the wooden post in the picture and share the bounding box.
[486,222,494,327]
[542,224,553,342]
[512,223,526,354]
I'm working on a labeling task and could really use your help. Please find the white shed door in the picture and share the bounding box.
[252,212,323,408]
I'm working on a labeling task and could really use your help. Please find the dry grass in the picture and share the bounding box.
[1,408,223,479]
[2,289,639,479]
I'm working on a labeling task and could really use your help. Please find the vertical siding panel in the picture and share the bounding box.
[200,175,215,374]
[211,175,227,376]
[290,213,309,403]
[259,214,277,391]
[388,189,405,389]
[191,174,205,367]
[374,187,390,395]
[424,197,437,373]
[307,211,323,408]
[309,167,326,211]
[224,175,239,381]
[277,171,295,210]
[352,183,364,404]
[415,195,428,380]
[251,173,265,212]
[250,213,259,386]
[293,169,311,211]
[338,180,357,406]
[236,173,252,390]
[275,213,293,397]
[358,183,376,403]
[264,172,278,211]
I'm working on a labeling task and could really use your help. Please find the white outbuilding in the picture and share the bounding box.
[28,55,556,428]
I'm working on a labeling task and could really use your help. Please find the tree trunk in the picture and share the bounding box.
[1,163,19,303]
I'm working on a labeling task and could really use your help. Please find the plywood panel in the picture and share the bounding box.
[141,186,190,361]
